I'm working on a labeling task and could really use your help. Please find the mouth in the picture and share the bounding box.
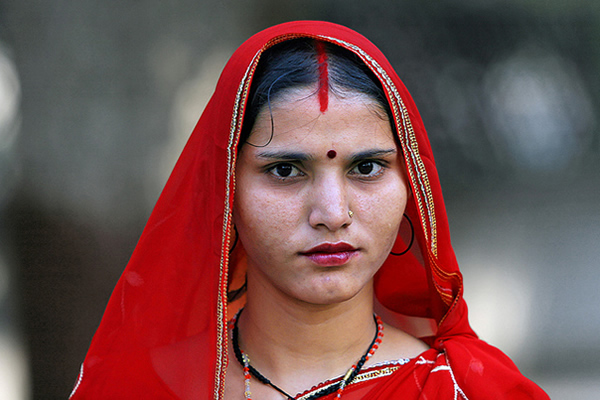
[300,242,359,267]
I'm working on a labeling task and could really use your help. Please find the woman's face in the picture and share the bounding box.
[234,88,409,306]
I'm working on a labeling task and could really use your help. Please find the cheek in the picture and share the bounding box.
[234,188,302,249]
[358,182,408,242]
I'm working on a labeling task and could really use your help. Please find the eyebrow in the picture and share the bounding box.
[256,150,314,161]
[350,148,397,162]
[255,148,396,162]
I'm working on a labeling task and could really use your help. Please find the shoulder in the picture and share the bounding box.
[367,322,430,367]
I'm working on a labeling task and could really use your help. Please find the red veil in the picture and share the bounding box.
[70,21,548,399]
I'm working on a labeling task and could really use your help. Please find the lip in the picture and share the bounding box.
[300,242,359,267]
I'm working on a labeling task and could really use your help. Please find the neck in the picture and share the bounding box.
[236,276,376,395]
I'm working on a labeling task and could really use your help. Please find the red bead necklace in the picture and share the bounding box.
[231,310,384,399]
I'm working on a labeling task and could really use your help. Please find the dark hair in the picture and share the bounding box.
[240,38,394,146]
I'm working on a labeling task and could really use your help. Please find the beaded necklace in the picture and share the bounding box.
[231,309,384,399]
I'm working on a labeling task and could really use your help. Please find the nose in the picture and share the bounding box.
[308,174,353,231]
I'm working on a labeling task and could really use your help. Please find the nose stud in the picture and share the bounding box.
[348,210,354,218]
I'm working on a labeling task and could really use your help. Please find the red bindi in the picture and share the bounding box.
[327,150,337,159]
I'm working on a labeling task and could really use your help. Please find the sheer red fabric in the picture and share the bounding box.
[70,21,549,399]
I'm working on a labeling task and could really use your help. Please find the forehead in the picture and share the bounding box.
[247,88,395,151]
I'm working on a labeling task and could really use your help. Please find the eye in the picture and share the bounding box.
[351,161,384,177]
[269,163,302,178]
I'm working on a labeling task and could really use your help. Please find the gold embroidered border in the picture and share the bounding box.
[296,365,402,400]
[215,47,261,399]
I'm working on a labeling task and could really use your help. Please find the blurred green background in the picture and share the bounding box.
[1,0,599,398]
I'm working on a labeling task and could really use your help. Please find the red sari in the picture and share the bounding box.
[70,21,549,399]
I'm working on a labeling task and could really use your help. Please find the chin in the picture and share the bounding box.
[293,281,367,306]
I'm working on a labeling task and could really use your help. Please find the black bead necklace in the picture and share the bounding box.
[232,309,383,399]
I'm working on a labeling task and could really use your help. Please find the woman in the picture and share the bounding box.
[70,21,548,399]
